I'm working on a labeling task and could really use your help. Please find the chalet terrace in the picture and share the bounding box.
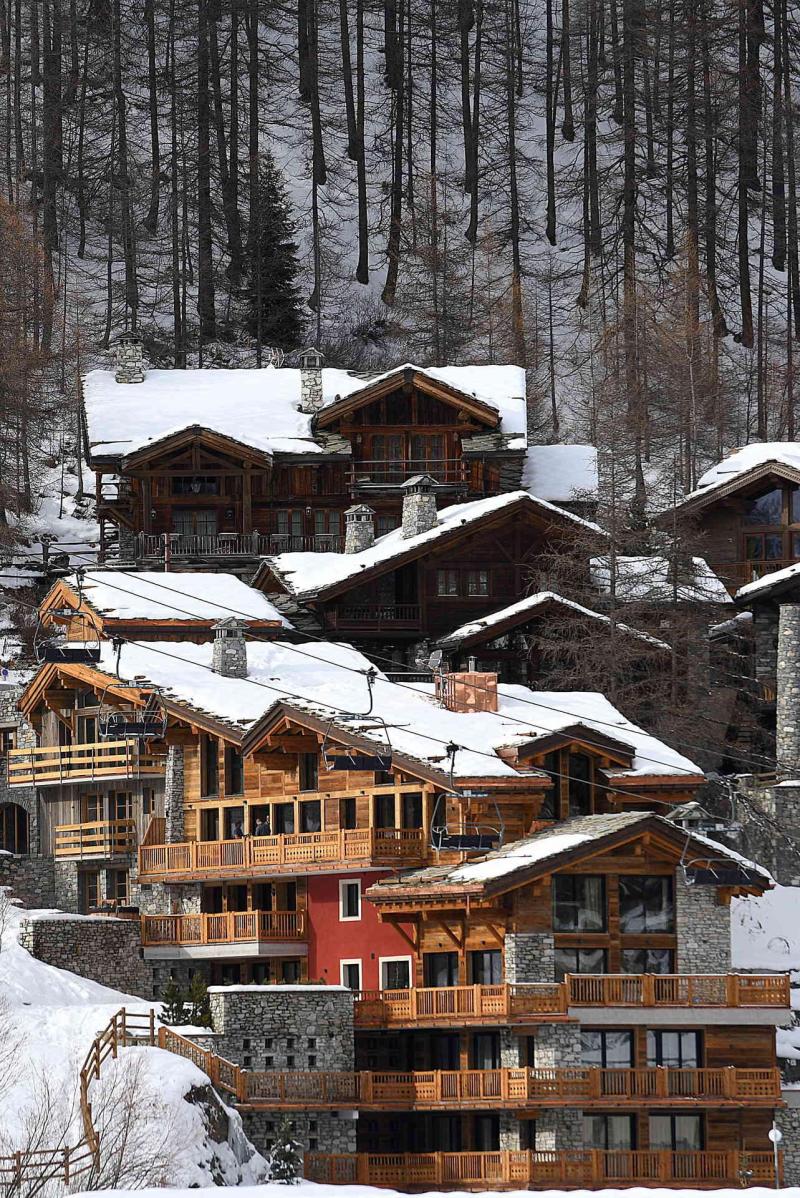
[84,341,598,569]
[667,442,800,592]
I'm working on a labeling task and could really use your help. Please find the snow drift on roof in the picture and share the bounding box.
[436,591,670,650]
[522,444,598,503]
[590,555,731,604]
[736,559,800,601]
[83,363,527,459]
[268,491,604,597]
[85,641,700,781]
[66,570,291,626]
[691,442,800,495]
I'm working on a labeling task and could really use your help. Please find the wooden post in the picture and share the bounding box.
[642,974,656,1006]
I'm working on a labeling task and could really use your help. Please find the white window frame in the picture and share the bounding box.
[340,959,362,990]
[379,955,413,991]
[339,878,362,922]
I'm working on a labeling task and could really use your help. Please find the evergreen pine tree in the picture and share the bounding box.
[161,977,187,1025]
[187,972,212,1027]
[247,153,306,351]
[268,1118,302,1184]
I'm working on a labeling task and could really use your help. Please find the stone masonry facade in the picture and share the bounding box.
[675,876,731,973]
[0,854,55,908]
[19,914,154,996]
[165,744,186,843]
[504,931,555,982]
[776,602,800,778]
[0,683,40,857]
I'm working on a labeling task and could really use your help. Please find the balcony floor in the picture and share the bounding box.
[143,941,308,961]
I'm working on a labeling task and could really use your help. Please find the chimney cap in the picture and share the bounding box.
[402,473,438,493]
[213,616,248,636]
[345,503,375,519]
[116,330,142,345]
[299,346,325,369]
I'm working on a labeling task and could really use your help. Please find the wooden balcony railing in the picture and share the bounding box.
[141,909,306,946]
[8,739,166,787]
[324,605,422,631]
[352,974,790,1028]
[139,828,426,879]
[566,972,790,1008]
[305,1149,778,1190]
[731,558,798,587]
[134,531,343,561]
[55,819,137,859]
[349,460,468,489]
[237,1066,780,1110]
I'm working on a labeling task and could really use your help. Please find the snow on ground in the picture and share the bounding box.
[0,894,264,1185]
[73,1185,795,1198]
[732,883,800,973]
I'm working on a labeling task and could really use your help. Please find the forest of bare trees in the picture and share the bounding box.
[2,0,800,505]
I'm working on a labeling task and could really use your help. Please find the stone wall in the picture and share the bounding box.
[0,854,55,908]
[242,1111,357,1158]
[777,1104,800,1187]
[777,603,800,778]
[165,745,186,843]
[675,879,731,973]
[532,1023,582,1067]
[504,932,555,982]
[0,683,40,856]
[19,914,154,997]
[208,985,354,1070]
[534,1109,584,1151]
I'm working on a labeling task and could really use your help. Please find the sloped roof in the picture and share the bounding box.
[435,591,670,651]
[260,492,605,600]
[735,560,800,603]
[590,556,731,605]
[673,443,800,512]
[50,570,291,627]
[366,812,772,901]
[83,363,527,461]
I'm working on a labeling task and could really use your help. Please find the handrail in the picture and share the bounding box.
[141,909,306,946]
[139,828,427,878]
[304,1148,780,1189]
[7,739,166,787]
[0,1008,157,1190]
[55,819,138,859]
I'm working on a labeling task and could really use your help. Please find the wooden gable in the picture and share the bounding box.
[314,368,503,433]
[123,426,273,472]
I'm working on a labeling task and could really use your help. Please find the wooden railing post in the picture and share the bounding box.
[642,974,656,1006]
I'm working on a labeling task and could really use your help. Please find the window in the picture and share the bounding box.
[281,960,300,983]
[84,794,103,822]
[77,714,97,742]
[402,792,423,829]
[109,792,132,821]
[471,1032,500,1069]
[380,957,412,990]
[224,747,244,796]
[568,752,592,816]
[339,879,361,921]
[423,951,458,987]
[553,876,606,931]
[621,947,674,974]
[466,570,489,596]
[106,868,128,902]
[619,876,674,932]
[555,947,607,981]
[743,487,783,525]
[581,1030,633,1068]
[340,797,357,829]
[171,475,219,495]
[273,802,295,835]
[201,734,219,797]
[647,1030,702,1068]
[0,728,16,754]
[340,960,362,989]
[373,793,395,829]
[80,870,101,913]
[377,515,400,537]
[469,950,502,985]
[437,569,459,597]
[142,787,155,816]
[299,753,318,793]
[300,800,321,833]
[649,1114,703,1151]
[583,1114,635,1151]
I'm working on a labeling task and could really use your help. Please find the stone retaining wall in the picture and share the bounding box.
[18,914,154,997]
[0,854,55,908]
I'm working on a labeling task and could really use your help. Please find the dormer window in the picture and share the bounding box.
[171,476,219,495]
[539,748,597,819]
[741,483,800,575]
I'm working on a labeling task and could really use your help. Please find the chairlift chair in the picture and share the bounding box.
[97,640,167,741]
[321,667,394,772]
[429,742,504,853]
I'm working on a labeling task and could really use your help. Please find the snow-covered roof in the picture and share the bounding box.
[674,442,800,510]
[368,811,769,895]
[522,444,598,504]
[736,559,800,602]
[83,363,527,460]
[590,555,732,605]
[59,570,291,627]
[265,492,604,598]
[435,591,670,651]
[60,641,700,783]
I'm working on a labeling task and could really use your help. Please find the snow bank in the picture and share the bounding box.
[73,1184,797,1198]
[732,883,800,971]
[523,444,599,502]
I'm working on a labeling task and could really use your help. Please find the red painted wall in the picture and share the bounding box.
[306,870,415,991]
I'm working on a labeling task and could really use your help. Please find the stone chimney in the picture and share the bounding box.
[114,332,146,384]
[776,602,800,778]
[212,617,248,679]
[402,474,438,540]
[436,671,499,713]
[344,504,375,554]
[299,346,325,413]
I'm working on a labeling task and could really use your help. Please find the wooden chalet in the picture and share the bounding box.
[667,443,800,592]
[84,353,599,569]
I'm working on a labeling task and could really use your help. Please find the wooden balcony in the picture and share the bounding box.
[324,605,422,632]
[730,558,798,588]
[352,974,790,1028]
[138,828,426,880]
[140,910,306,947]
[55,819,137,859]
[305,1149,778,1190]
[235,1066,780,1111]
[8,740,166,788]
[133,531,343,562]
[349,459,468,490]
